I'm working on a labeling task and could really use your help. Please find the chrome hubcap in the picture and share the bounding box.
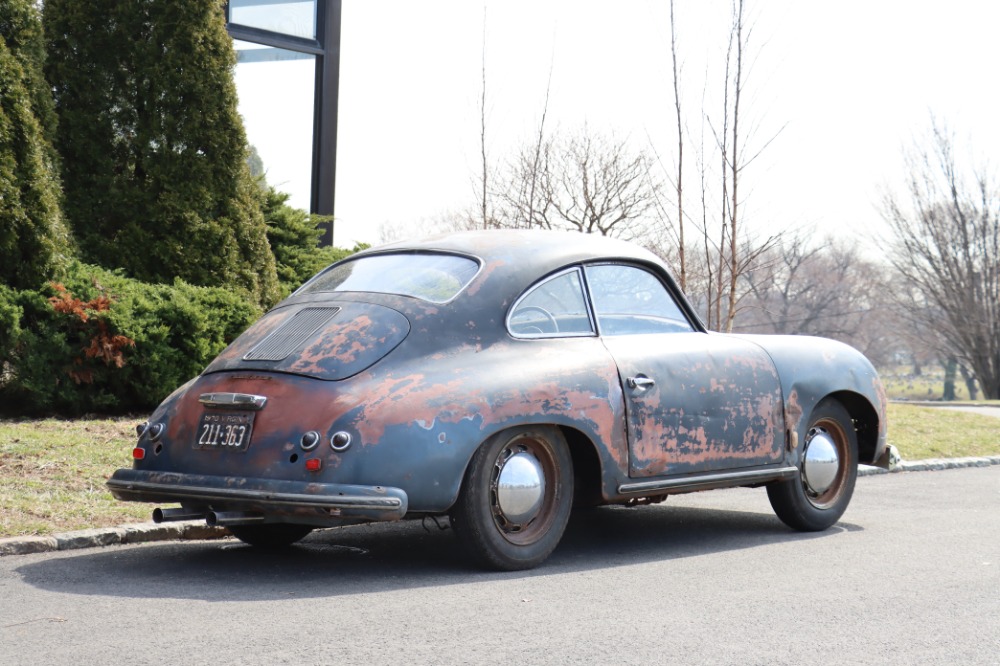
[802,427,840,495]
[494,450,545,528]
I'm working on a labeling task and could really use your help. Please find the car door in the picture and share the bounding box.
[585,263,785,478]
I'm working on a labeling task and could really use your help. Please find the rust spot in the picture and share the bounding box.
[463,258,506,298]
[785,389,803,434]
[287,315,375,373]
[622,346,784,476]
[323,341,628,469]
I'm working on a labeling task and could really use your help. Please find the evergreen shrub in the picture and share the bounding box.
[43,0,279,307]
[263,187,364,296]
[0,36,69,289]
[0,261,259,416]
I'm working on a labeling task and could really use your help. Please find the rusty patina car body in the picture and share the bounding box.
[109,230,891,570]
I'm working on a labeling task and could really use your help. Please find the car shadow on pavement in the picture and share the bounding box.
[15,502,861,602]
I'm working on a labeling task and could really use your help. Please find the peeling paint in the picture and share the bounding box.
[604,333,785,477]
[785,389,803,435]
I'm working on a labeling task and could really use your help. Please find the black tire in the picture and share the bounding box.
[450,426,574,571]
[767,399,858,531]
[228,523,314,548]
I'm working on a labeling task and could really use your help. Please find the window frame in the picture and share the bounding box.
[507,261,700,341]
[582,261,696,336]
[506,267,598,340]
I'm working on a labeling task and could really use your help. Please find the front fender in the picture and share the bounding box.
[733,334,888,464]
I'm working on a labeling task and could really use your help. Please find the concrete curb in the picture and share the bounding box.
[860,455,1000,475]
[3,457,999,557]
[0,521,230,557]
[892,400,1000,408]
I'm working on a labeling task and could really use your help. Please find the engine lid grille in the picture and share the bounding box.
[242,307,341,362]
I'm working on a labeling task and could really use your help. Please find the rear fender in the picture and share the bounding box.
[335,339,629,512]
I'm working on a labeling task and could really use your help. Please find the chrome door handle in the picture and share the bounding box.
[627,376,656,390]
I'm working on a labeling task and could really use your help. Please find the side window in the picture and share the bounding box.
[585,264,694,335]
[508,268,595,338]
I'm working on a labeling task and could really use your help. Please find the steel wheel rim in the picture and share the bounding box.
[489,435,557,545]
[802,419,849,509]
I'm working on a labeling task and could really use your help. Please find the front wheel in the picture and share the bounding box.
[767,399,858,531]
[450,426,573,571]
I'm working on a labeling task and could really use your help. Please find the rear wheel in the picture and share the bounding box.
[228,524,314,548]
[450,426,573,571]
[767,399,858,531]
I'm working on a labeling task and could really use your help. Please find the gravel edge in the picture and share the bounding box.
[3,456,999,556]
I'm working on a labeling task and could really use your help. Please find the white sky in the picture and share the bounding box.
[246,0,1000,253]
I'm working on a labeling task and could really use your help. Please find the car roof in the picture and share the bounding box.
[370,229,667,277]
[310,230,705,333]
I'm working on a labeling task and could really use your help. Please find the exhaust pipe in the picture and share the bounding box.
[152,507,206,523]
[206,510,265,526]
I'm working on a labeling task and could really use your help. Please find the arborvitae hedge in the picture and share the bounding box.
[43,0,280,308]
[0,36,70,290]
[0,0,58,154]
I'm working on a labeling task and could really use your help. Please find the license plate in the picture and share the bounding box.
[195,412,255,452]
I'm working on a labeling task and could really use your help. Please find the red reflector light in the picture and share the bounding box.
[132,447,146,460]
[305,458,322,472]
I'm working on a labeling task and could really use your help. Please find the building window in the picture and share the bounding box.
[229,0,317,39]
[227,0,340,245]
[233,40,316,211]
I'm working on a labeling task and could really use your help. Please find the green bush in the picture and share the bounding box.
[263,187,365,296]
[0,262,259,416]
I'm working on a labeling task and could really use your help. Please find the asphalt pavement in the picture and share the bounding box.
[1,456,999,556]
[1,464,999,665]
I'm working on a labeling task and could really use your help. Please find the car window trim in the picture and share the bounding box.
[506,266,598,340]
[582,261,697,335]
[292,249,484,305]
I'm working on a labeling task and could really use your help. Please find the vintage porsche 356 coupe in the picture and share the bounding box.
[109,230,892,570]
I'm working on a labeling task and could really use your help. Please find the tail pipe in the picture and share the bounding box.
[206,511,266,527]
[152,507,206,523]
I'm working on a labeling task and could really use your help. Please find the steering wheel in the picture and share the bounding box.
[513,305,559,334]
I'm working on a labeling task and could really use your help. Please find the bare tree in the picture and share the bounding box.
[458,0,783,331]
[881,121,1000,398]
[491,137,552,231]
[476,5,491,230]
[669,0,686,290]
[667,0,783,332]
[526,56,554,229]
[713,0,786,332]
[491,129,663,242]
[722,0,746,333]
[736,234,896,365]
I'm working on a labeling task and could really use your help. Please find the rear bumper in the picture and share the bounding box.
[107,468,408,522]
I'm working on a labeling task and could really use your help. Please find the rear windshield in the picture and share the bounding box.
[298,252,480,303]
